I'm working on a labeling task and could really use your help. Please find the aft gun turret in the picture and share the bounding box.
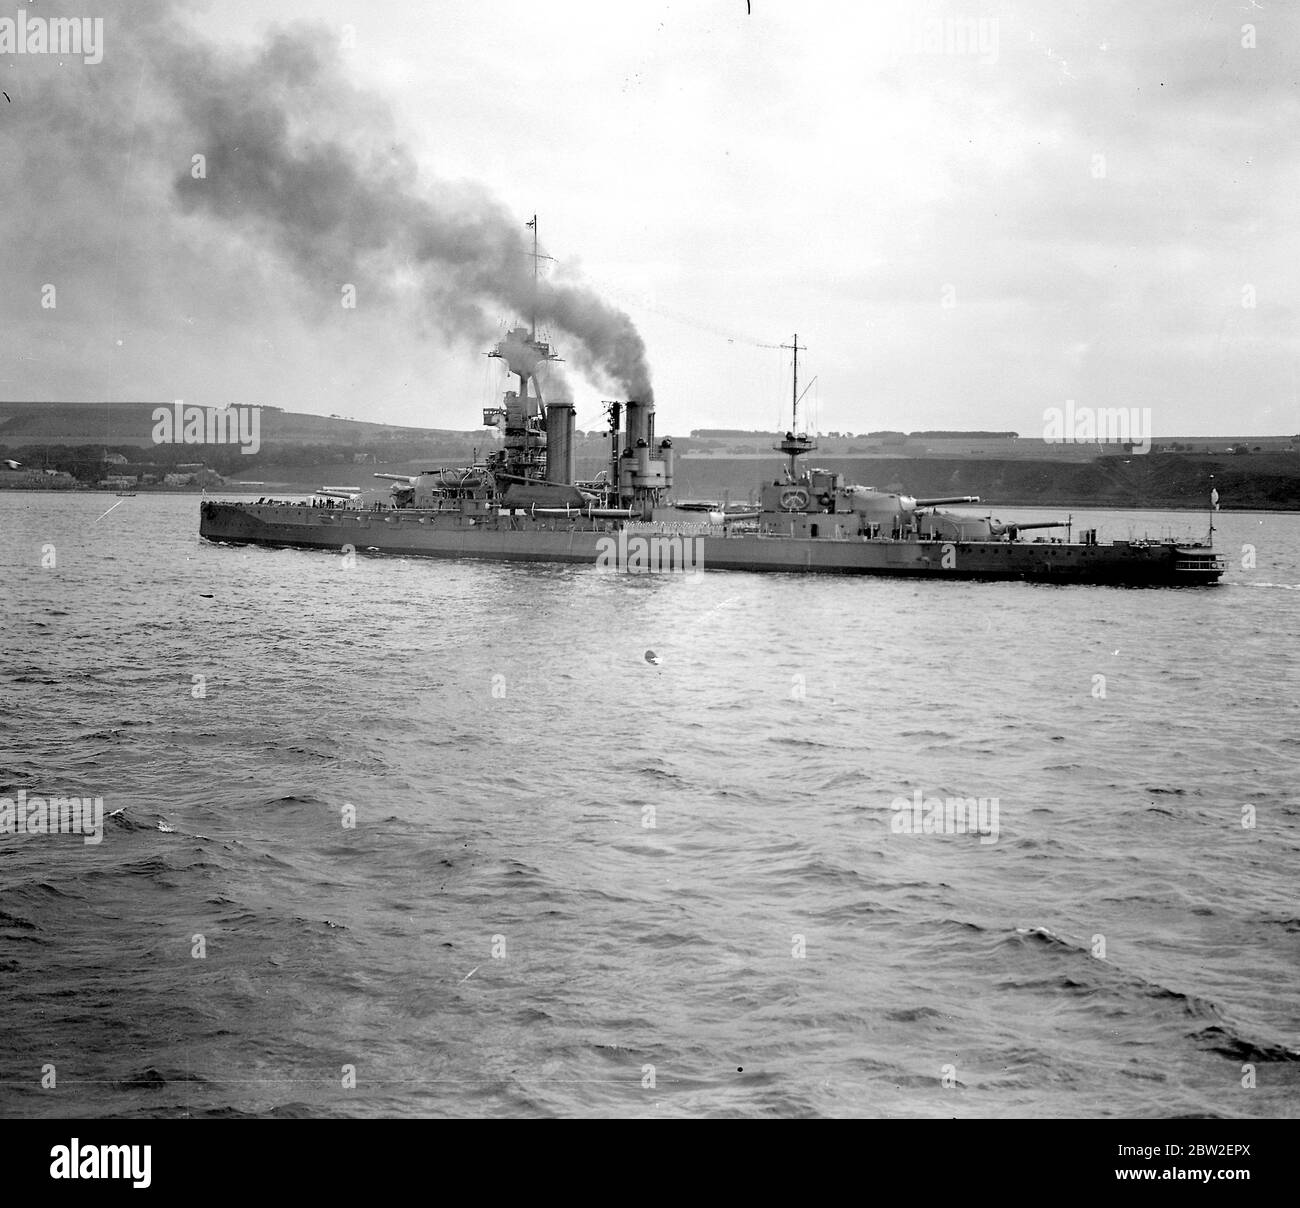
[988,519,1069,540]
[913,507,1069,543]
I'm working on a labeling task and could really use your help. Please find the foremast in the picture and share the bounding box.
[480,215,673,514]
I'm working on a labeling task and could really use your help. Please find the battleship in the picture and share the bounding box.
[200,241,1225,586]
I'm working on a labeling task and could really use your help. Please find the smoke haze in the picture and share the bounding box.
[1,1,653,415]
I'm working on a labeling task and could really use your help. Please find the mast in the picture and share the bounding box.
[792,333,799,431]
[485,215,560,484]
[774,333,815,480]
[782,333,806,434]
[527,214,538,341]
[524,215,555,340]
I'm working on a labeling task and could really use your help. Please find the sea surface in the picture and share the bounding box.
[2,491,1298,1118]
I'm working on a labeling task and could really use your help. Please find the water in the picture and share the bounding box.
[2,492,1298,1118]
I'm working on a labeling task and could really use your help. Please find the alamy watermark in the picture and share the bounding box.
[1043,400,1152,454]
[0,12,103,64]
[894,16,999,65]
[152,400,261,454]
[1,790,104,845]
[890,788,999,844]
[595,530,704,574]
[50,1140,151,1189]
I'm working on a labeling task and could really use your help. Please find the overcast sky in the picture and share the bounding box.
[2,0,1296,438]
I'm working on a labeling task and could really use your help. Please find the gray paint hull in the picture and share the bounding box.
[199,501,1224,585]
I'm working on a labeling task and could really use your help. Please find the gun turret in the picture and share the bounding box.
[990,519,1068,538]
[914,509,1071,542]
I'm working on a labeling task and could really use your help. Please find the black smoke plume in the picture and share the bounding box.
[0,2,653,407]
[167,24,654,402]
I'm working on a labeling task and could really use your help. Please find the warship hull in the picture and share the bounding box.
[199,501,1225,585]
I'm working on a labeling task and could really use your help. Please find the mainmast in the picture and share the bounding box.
[783,333,805,433]
[775,332,816,480]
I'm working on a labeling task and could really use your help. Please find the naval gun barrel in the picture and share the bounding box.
[992,518,1070,538]
[373,472,416,483]
[530,505,636,519]
[915,495,981,507]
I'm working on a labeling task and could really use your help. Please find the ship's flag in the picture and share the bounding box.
[1211,487,1220,511]
[525,218,536,229]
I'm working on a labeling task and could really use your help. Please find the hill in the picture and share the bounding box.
[3,402,1299,508]
[0,401,472,447]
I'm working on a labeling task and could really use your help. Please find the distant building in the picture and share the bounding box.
[0,467,77,488]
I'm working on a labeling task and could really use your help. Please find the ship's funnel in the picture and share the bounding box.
[659,438,674,488]
[545,401,576,485]
[624,399,650,452]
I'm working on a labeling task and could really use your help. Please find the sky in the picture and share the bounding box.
[2,0,1297,438]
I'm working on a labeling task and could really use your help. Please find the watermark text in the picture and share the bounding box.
[1043,400,1151,454]
[0,791,103,845]
[152,400,261,454]
[0,13,103,65]
[890,788,999,844]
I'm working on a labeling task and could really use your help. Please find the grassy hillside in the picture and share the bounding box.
[0,401,469,447]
